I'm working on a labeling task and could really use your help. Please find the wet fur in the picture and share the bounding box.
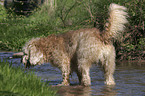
[22,3,128,86]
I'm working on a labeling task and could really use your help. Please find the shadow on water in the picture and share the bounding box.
[0,52,145,96]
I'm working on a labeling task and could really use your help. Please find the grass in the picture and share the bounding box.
[0,4,86,51]
[0,10,56,51]
[0,61,56,96]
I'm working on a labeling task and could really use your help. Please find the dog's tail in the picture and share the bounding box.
[103,3,128,41]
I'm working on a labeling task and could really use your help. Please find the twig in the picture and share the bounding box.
[83,0,94,21]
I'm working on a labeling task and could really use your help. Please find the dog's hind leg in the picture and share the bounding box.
[77,59,91,86]
[102,54,116,85]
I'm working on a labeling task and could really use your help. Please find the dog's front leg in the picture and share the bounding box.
[61,68,70,86]
[58,58,71,86]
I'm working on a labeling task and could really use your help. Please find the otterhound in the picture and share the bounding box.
[22,3,128,86]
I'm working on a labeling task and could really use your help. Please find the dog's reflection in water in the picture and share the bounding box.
[56,85,117,96]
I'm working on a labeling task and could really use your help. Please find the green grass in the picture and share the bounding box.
[0,61,56,96]
[0,3,86,51]
[0,7,57,51]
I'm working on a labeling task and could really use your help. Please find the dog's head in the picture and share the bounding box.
[22,38,44,68]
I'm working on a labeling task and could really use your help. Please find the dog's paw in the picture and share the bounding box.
[57,82,70,86]
[105,80,116,85]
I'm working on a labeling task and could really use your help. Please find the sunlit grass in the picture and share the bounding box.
[0,61,56,96]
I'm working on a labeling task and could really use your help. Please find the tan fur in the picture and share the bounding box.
[22,3,128,86]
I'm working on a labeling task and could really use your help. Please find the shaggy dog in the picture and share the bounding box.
[22,3,128,86]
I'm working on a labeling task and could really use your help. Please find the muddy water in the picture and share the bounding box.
[1,52,145,96]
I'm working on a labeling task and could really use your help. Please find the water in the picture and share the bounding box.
[0,52,145,96]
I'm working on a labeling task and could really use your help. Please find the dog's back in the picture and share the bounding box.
[62,3,128,63]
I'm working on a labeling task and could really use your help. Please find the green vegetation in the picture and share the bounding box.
[0,0,144,60]
[0,61,56,96]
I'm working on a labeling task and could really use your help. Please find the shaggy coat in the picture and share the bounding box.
[22,3,128,86]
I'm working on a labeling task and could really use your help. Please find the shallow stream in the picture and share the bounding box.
[1,52,145,96]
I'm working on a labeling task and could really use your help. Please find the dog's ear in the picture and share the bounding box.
[28,44,41,65]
